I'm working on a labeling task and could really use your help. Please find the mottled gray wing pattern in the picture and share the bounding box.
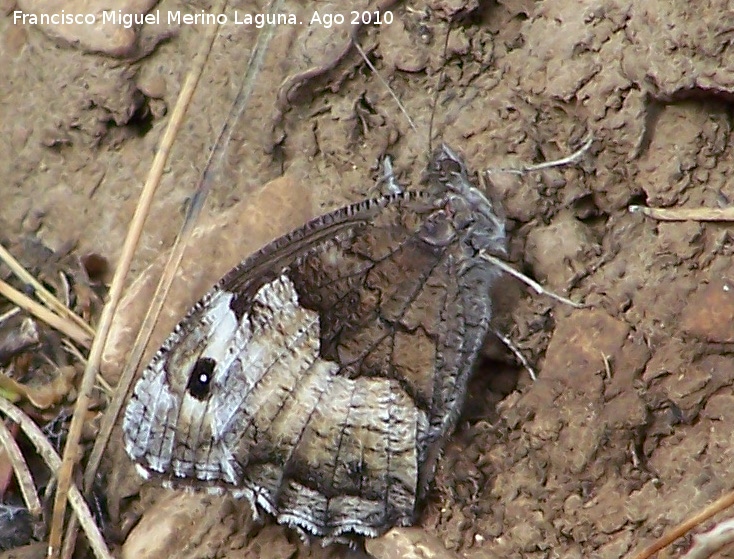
[123,145,506,540]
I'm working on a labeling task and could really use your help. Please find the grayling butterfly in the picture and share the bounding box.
[123,143,506,539]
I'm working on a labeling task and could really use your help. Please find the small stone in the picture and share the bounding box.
[525,212,600,287]
[702,393,734,421]
[541,309,630,390]
[121,494,240,559]
[366,528,461,559]
[680,279,734,343]
[137,73,166,99]
[16,0,158,57]
[3,25,28,57]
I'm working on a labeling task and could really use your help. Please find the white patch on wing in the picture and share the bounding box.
[255,274,300,308]
[211,275,321,439]
[200,291,238,362]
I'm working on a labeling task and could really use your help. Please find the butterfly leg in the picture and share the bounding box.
[489,327,537,381]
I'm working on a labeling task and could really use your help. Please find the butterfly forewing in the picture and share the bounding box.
[123,146,505,539]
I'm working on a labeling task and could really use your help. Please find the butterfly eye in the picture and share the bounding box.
[186,357,216,400]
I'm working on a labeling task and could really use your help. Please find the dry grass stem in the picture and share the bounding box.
[0,417,42,516]
[631,488,734,559]
[0,279,92,348]
[0,397,112,559]
[629,205,734,221]
[488,135,593,175]
[681,517,734,559]
[0,243,94,337]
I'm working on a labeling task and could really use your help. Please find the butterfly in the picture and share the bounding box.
[122,140,507,541]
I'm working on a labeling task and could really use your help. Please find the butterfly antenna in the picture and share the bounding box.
[428,24,452,156]
[352,37,419,137]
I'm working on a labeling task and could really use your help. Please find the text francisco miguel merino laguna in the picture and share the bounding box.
[13,10,297,28]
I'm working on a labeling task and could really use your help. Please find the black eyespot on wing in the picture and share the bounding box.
[186,357,216,400]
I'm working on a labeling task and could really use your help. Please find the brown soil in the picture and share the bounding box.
[3,0,734,558]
